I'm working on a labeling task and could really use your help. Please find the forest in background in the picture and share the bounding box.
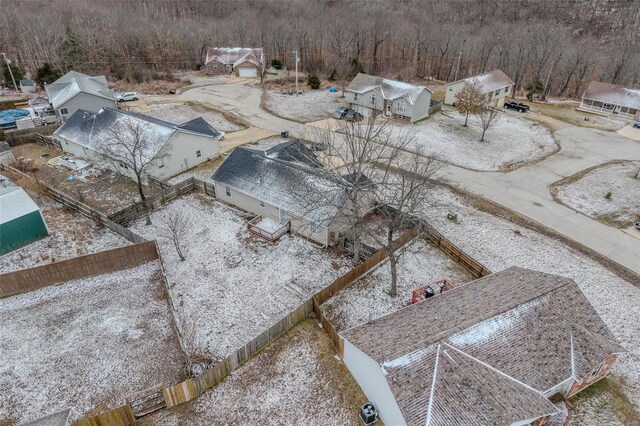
[1,0,639,97]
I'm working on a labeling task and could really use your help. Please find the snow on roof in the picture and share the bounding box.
[449,69,515,94]
[45,71,114,108]
[346,73,431,105]
[177,117,221,138]
[205,47,264,66]
[582,81,640,109]
[0,186,41,225]
[211,146,347,225]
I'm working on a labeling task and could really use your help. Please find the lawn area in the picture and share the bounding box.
[383,110,557,171]
[129,193,353,363]
[529,100,629,131]
[146,102,245,133]
[0,179,129,274]
[0,261,184,425]
[552,160,640,228]
[322,237,475,332]
[139,320,366,425]
[263,88,347,123]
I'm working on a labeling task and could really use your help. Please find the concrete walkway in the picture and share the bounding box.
[153,83,640,275]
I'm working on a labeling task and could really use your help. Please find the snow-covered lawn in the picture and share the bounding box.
[417,183,640,414]
[322,237,475,332]
[0,261,183,425]
[263,89,347,123]
[139,320,366,426]
[383,111,557,171]
[129,194,352,361]
[147,103,243,133]
[553,161,640,228]
[0,191,129,274]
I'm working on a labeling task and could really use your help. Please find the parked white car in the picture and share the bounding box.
[116,92,139,102]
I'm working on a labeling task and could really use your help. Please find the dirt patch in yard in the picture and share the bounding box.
[146,101,247,132]
[569,377,639,425]
[262,88,347,123]
[528,101,629,131]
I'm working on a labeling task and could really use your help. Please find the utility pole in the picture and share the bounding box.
[292,50,299,95]
[1,53,18,92]
[453,39,466,81]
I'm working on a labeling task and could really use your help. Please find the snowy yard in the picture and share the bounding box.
[382,110,557,171]
[417,183,640,419]
[0,261,183,425]
[129,194,352,362]
[322,237,475,332]
[0,188,128,274]
[263,89,347,123]
[146,103,244,133]
[553,161,640,228]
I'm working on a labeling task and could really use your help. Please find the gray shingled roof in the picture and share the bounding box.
[205,47,264,67]
[342,267,625,425]
[178,117,221,138]
[45,71,114,108]
[265,140,322,168]
[346,73,431,105]
[211,146,347,224]
[582,81,640,109]
[450,69,515,93]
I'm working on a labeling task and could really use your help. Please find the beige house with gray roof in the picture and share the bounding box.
[445,69,515,108]
[340,267,625,426]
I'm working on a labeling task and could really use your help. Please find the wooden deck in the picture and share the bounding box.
[247,215,290,242]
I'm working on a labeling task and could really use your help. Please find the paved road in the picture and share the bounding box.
[157,84,640,275]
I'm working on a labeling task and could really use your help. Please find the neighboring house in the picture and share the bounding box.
[211,140,357,245]
[0,185,49,255]
[445,69,515,107]
[19,79,36,94]
[340,267,625,426]
[44,71,116,121]
[53,108,223,181]
[578,81,640,120]
[345,73,435,122]
[203,47,265,77]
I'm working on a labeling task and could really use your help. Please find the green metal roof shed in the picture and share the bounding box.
[0,186,48,255]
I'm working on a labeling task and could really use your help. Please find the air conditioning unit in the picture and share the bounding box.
[360,402,378,425]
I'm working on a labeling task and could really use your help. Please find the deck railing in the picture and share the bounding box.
[247,215,290,242]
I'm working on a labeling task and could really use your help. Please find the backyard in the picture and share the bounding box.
[0,261,184,425]
[129,193,353,363]
[262,88,347,123]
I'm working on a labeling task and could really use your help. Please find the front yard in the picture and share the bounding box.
[129,193,353,362]
[263,89,347,123]
[529,100,629,131]
[146,102,245,133]
[552,160,640,228]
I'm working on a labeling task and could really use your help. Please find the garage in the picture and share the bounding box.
[238,66,257,78]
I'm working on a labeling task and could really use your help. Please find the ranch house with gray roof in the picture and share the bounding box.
[579,81,640,120]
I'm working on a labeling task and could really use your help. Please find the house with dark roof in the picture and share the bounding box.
[44,71,116,121]
[340,267,625,426]
[346,73,435,122]
[445,69,515,108]
[204,47,264,78]
[53,108,223,181]
[211,141,359,245]
[579,81,640,120]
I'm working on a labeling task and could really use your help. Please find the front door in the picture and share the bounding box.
[279,209,288,225]
[386,103,391,116]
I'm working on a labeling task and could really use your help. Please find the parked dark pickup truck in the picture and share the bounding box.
[504,101,530,112]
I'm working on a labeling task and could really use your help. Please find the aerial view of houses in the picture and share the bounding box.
[0,1,639,426]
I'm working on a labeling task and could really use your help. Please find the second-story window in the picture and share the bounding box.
[371,95,376,105]
[354,93,358,101]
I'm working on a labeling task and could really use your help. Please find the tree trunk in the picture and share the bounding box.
[464,110,469,126]
[387,227,397,297]
[173,236,185,261]
[136,175,146,201]
[480,127,487,142]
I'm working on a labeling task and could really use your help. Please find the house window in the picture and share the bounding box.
[260,200,265,207]
[60,108,69,115]
[158,161,164,169]
[354,93,358,101]
[603,103,613,109]
[370,95,376,106]
[213,64,218,70]
[120,162,128,169]
[225,186,231,197]
[495,89,500,96]
[196,150,202,158]
[398,101,406,113]
[310,222,318,233]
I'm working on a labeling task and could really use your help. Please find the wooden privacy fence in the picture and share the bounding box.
[72,405,135,426]
[0,241,158,299]
[4,123,60,146]
[0,97,28,111]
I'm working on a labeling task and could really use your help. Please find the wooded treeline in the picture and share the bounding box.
[1,0,638,97]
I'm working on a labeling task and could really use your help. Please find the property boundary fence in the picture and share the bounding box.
[0,98,29,111]
[72,405,135,426]
[4,124,60,146]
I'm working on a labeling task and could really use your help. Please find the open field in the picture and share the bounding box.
[263,88,347,123]
[146,102,244,133]
[322,237,475,332]
[129,194,352,363]
[0,182,128,274]
[0,261,184,425]
[139,320,366,426]
[552,161,640,229]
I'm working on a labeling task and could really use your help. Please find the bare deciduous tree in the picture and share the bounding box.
[455,82,484,126]
[156,209,190,261]
[477,105,500,142]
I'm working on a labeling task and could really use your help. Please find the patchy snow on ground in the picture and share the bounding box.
[166,157,224,185]
[0,192,129,274]
[139,321,365,426]
[322,237,474,332]
[129,194,352,361]
[147,103,243,133]
[570,390,625,425]
[263,89,347,123]
[417,184,640,411]
[554,161,640,228]
[0,261,183,425]
[384,111,557,171]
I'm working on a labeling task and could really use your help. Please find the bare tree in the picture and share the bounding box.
[156,209,190,261]
[455,81,484,126]
[477,105,500,142]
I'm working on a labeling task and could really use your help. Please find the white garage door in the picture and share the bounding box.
[239,67,257,77]
[353,105,373,117]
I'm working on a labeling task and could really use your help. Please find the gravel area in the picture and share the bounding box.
[0,261,183,425]
[147,103,243,133]
[263,89,347,123]
[553,161,640,228]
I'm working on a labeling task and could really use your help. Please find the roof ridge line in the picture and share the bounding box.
[424,344,440,426]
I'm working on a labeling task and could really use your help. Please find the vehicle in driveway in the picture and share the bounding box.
[504,101,530,112]
[633,119,640,129]
[332,107,350,119]
[635,220,640,230]
[117,92,139,102]
[344,110,363,122]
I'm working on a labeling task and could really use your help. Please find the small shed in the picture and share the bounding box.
[0,186,48,255]
[20,79,37,94]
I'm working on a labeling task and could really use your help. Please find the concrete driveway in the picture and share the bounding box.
[617,123,640,141]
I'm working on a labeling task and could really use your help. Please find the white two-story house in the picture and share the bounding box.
[445,69,515,108]
[345,73,435,122]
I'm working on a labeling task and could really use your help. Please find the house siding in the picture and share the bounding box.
[57,93,116,121]
[567,354,619,398]
[445,81,513,107]
[205,59,228,75]
[406,89,431,122]
[0,210,48,255]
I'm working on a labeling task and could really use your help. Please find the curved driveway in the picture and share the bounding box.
[158,84,640,275]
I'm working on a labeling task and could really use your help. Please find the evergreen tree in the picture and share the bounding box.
[307,74,321,89]
[35,62,63,85]
[2,63,22,89]
[58,25,84,71]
